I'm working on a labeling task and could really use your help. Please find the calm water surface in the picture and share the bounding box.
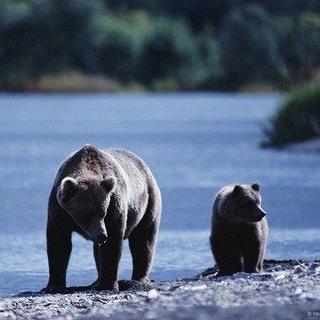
[0,93,320,296]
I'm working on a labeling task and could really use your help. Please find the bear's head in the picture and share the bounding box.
[56,176,116,245]
[226,183,266,223]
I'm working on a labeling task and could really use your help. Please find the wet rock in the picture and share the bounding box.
[147,289,159,301]
[272,271,288,281]
[118,280,153,292]
[307,263,320,274]
[293,266,305,274]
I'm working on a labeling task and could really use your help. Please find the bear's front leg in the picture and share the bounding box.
[242,235,261,273]
[41,189,74,293]
[98,236,123,291]
[89,243,101,289]
[43,223,72,293]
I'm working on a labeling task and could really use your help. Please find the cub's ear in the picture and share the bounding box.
[251,183,260,192]
[101,177,116,193]
[59,177,78,200]
[233,185,243,195]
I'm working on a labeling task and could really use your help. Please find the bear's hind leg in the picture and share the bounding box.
[258,220,268,272]
[257,240,267,272]
[129,223,158,283]
[215,251,242,276]
[242,241,261,273]
[129,197,161,283]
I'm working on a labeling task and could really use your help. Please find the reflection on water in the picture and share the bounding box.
[1,93,320,296]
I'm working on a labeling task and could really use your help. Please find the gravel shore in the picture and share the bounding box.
[1,260,320,320]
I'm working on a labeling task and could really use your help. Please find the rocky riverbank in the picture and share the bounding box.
[1,260,320,320]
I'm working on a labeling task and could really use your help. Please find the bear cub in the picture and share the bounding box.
[210,183,268,276]
[43,145,161,293]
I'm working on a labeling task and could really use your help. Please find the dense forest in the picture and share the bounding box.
[1,0,320,91]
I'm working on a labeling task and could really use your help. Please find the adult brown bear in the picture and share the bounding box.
[43,145,161,292]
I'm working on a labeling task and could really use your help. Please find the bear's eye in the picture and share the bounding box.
[242,198,255,208]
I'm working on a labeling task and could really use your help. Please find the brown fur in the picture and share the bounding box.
[43,145,161,292]
[210,183,268,276]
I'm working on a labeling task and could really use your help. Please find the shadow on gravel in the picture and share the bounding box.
[194,259,320,278]
[14,280,153,298]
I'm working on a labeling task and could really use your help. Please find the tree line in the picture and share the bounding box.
[1,0,320,91]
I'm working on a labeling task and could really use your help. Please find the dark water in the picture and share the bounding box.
[1,93,320,296]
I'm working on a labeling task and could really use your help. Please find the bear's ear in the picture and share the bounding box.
[233,185,243,195]
[251,183,260,192]
[101,177,116,193]
[60,177,78,199]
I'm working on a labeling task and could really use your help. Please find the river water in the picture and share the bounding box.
[0,93,320,296]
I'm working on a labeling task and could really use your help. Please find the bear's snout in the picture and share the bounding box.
[257,205,266,217]
[86,217,108,244]
[257,212,266,221]
[97,233,108,246]
[254,205,266,221]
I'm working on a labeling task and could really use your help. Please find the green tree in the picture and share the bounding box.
[93,11,150,81]
[219,4,286,89]
[0,1,33,86]
[0,0,105,87]
[196,35,223,90]
[138,18,203,89]
[276,12,320,84]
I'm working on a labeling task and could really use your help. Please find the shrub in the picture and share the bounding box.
[93,17,136,81]
[196,35,224,90]
[264,85,320,146]
[0,1,32,83]
[276,12,320,84]
[219,4,287,89]
[138,18,203,89]
[0,0,106,83]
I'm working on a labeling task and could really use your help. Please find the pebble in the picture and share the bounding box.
[293,266,305,274]
[147,289,159,301]
[307,264,320,274]
[2,262,320,319]
[144,310,158,319]
[272,271,287,281]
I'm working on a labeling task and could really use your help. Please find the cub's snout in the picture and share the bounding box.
[256,205,266,220]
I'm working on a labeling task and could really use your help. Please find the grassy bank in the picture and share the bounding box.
[0,71,144,93]
[264,84,320,146]
[1,2,320,92]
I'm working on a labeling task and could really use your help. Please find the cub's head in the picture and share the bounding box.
[56,176,116,245]
[226,183,266,223]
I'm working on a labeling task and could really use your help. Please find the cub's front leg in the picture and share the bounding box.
[242,232,262,273]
